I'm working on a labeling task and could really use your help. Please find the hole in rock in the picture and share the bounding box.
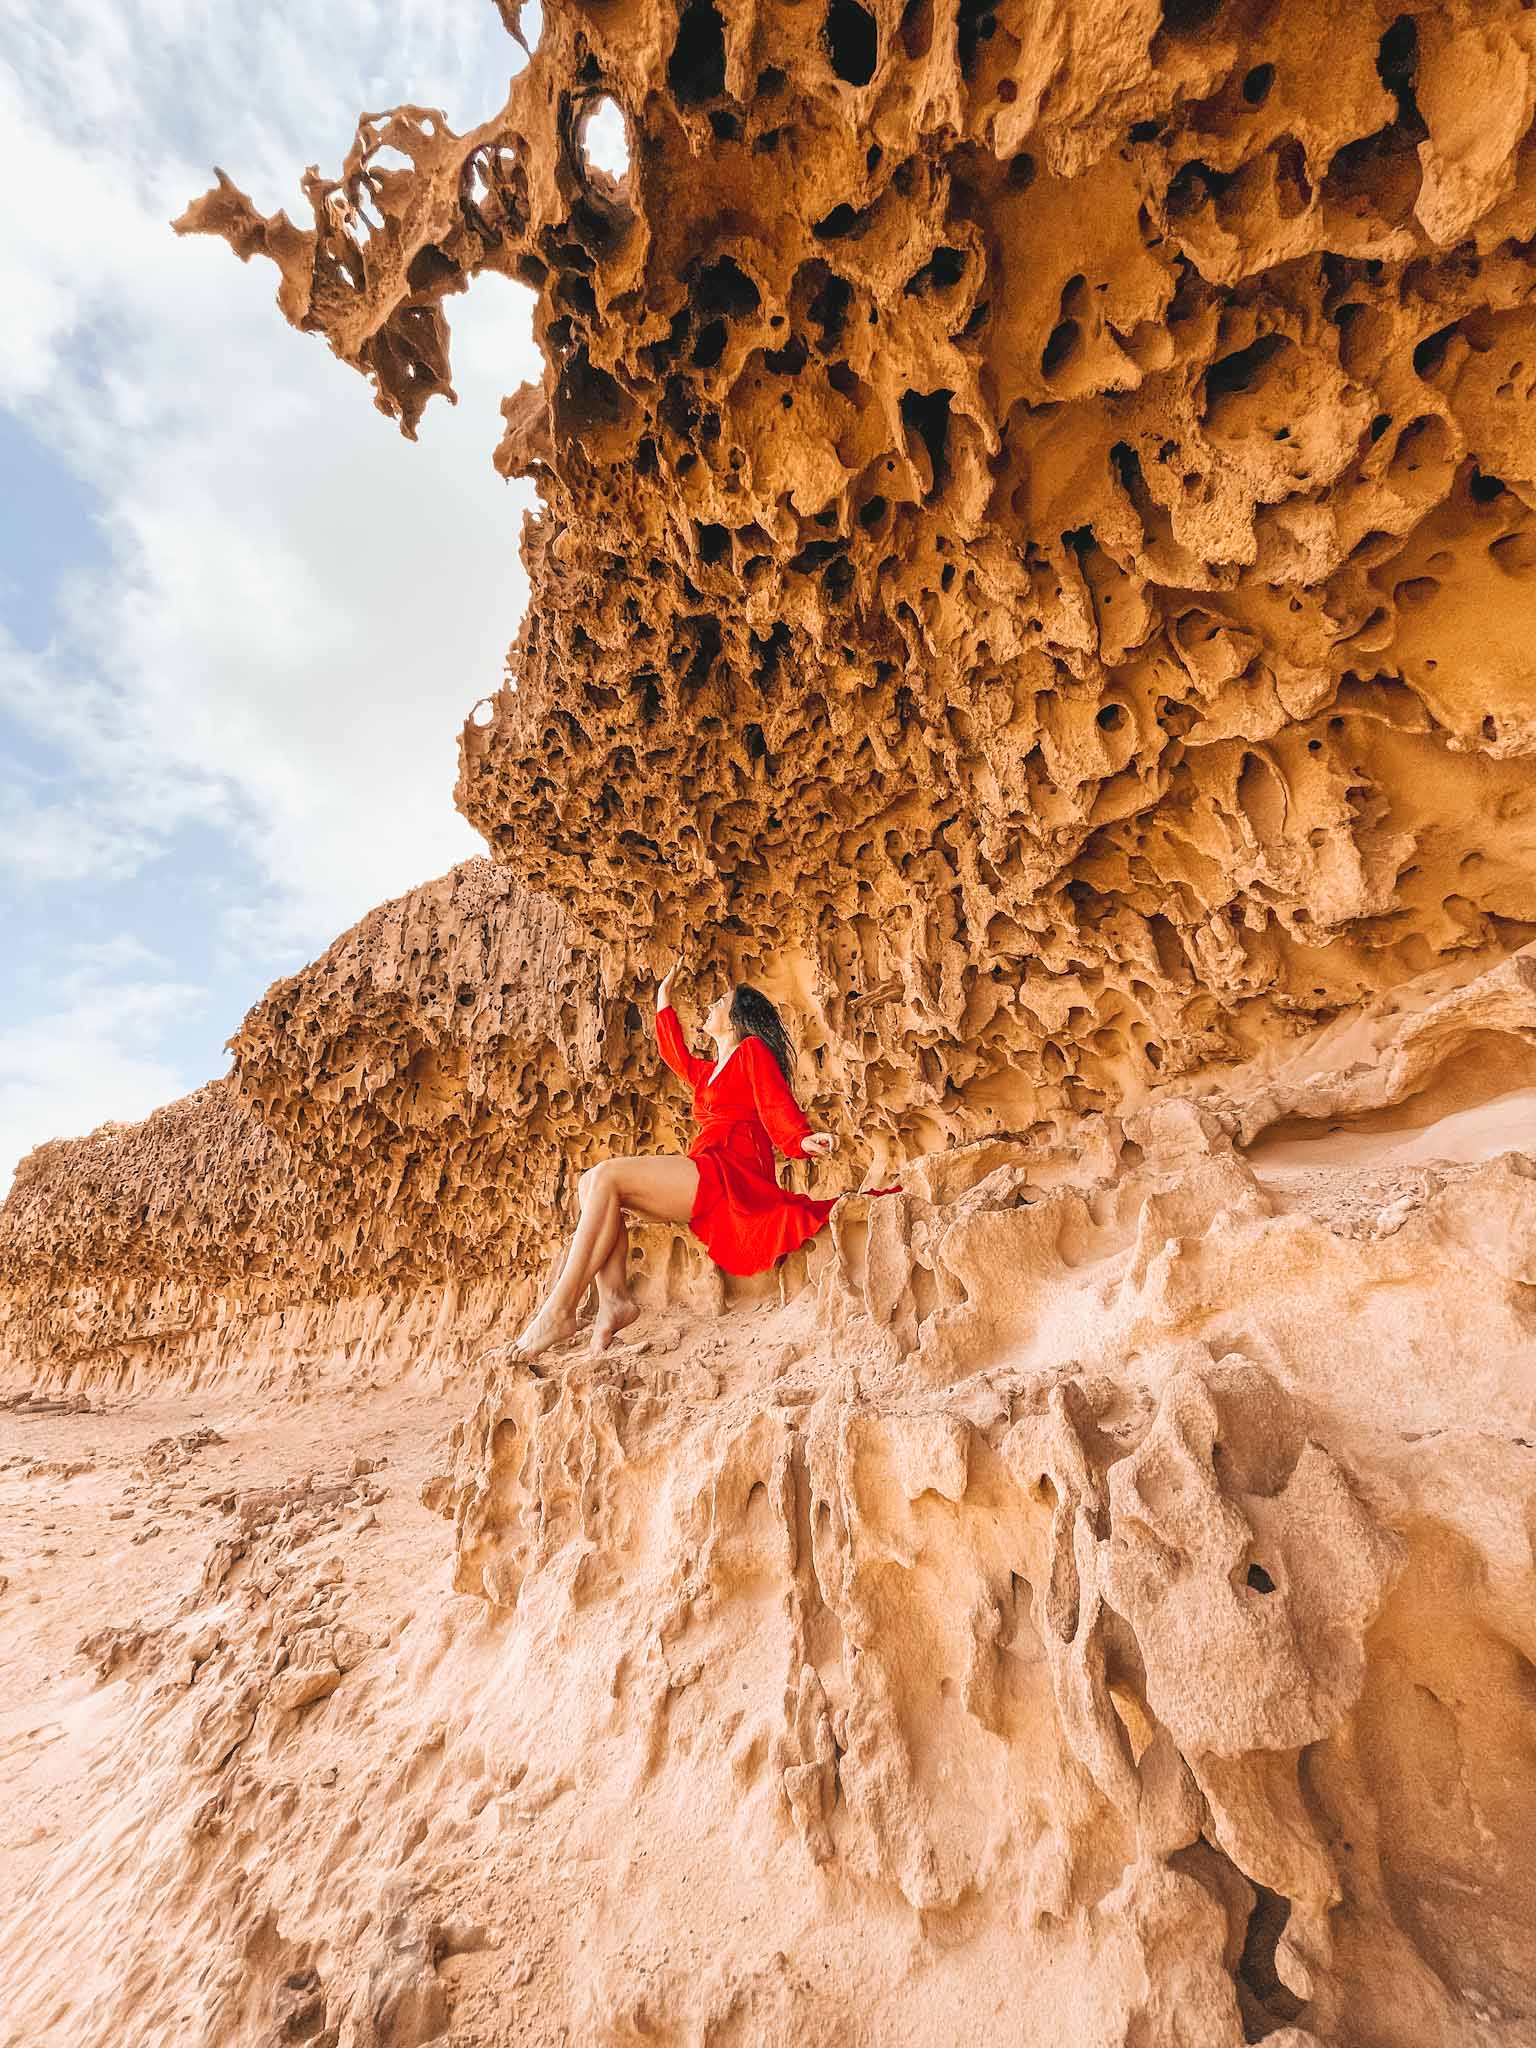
[692,318,726,367]
[956,0,999,77]
[697,521,730,563]
[765,335,807,375]
[1237,1884,1307,2036]
[1008,150,1036,187]
[1166,157,1236,215]
[1246,1562,1276,1593]
[693,254,760,318]
[752,620,791,685]
[1323,124,1423,224]
[900,387,952,490]
[1161,0,1222,30]
[577,95,630,178]
[1412,322,1458,378]
[808,272,853,349]
[1041,319,1080,377]
[899,0,933,58]
[789,538,844,573]
[1376,14,1427,140]
[682,618,722,693]
[556,351,628,435]
[1203,332,1287,406]
[1242,62,1274,103]
[824,0,878,84]
[905,245,966,295]
[1470,466,1507,502]
[668,0,727,102]
[813,203,868,240]
[859,493,888,528]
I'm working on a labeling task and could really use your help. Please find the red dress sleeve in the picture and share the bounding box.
[656,1004,711,1086]
[744,1037,814,1159]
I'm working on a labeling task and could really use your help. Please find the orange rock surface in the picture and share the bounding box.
[3,0,1536,2040]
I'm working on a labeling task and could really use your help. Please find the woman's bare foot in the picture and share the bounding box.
[510,1300,581,1364]
[593,1295,642,1352]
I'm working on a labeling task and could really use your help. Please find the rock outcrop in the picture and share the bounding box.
[3,960,1534,2042]
[0,862,782,1389]
[176,0,1536,1139]
[4,0,1536,2039]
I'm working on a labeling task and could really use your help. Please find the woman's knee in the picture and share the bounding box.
[578,1159,623,1204]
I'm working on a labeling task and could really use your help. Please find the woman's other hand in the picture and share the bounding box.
[657,955,684,1008]
[802,1131,838,1158]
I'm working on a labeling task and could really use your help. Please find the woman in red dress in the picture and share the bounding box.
[510,960,861,1364]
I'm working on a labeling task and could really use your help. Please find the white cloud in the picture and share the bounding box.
[581,96,631,180]
[0,784,157,883]
[0,937,211,1197]
[0,0,543,947]
[0,1,549,1183]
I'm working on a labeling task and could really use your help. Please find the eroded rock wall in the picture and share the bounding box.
[4,952,1532,2046]
[179,0,1536,1146]
[3,11,1536,2037]
[0,862,749,1388]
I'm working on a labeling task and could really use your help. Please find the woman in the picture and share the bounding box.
[509,960,895,1365]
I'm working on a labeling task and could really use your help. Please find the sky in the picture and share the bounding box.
[0,0,622,1194]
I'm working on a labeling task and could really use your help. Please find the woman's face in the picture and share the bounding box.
[704,989,734,1038]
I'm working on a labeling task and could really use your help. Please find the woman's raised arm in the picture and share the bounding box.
[655,960,712,1085]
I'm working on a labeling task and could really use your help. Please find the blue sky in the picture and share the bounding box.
[0,0,586,1190]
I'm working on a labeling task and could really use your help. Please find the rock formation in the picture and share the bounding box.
[176,0,1536,1136]
[4,0,1536,2040]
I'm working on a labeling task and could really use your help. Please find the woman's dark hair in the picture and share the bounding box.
[729,983,797,1089]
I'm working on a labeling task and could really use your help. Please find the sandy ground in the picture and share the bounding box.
[0,1380,461,1918]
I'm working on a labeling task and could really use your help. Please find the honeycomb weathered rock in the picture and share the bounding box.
[176,0,1536,1148]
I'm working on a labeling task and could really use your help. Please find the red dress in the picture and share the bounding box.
[656,1005,840,1276]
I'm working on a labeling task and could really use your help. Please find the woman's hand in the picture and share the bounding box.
[657,955,684,1008]
[802,1131,838,1158]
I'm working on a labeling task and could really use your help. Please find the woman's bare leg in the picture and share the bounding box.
[513,1155,699,1362]
[592,1209,641,1350]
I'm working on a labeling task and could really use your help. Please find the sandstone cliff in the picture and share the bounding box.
[3,0,1536,2040]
